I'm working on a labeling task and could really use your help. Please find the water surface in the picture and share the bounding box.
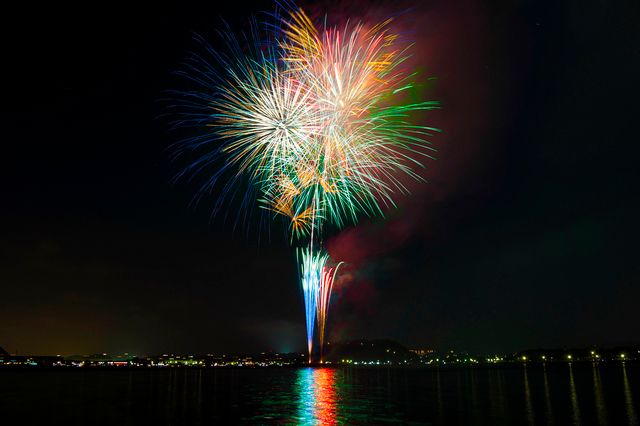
[1,363,638,425]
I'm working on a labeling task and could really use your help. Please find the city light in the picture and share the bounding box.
[3,344,639,368]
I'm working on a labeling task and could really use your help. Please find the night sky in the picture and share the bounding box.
[1,1,638,356]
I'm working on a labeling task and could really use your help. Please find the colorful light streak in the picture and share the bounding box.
[296,368,338,425]
[312,368,339,424]
[298,247,328,361]
[317,262,343,362]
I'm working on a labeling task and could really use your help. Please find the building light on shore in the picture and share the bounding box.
[567,354,572,360]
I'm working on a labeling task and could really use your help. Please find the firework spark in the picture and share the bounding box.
[298,247,329,361]
[317,262,344,362]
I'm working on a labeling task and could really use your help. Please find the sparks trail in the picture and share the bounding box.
[318,261,343,362]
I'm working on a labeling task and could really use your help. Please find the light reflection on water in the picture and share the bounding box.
[543,364,554,425]
[569,363,582,425]
[593,362,607,425]
[295,368,338,425]
[0,363,638,425]
[248,364,640,425]
[623,363,638,426]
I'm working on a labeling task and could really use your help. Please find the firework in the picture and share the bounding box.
[298,247,329,361]
[317,262,344,362]
[171,3,439,362]
[274,8,440,232]
[174,8,438,238]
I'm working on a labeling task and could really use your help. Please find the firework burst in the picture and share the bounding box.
[275,9,440,231]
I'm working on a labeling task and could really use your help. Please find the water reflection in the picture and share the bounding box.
[592,363,608,425]
[622,363,637,426]
[435,369,444,425]
[498,368,509,420]
[249,364,640,425]
[4,363,638,425]
[569,364,582,425]
[543,364,554,425]
[488,369,503,423]
[523,366,535,426]
[296,368,338,425]
[470,370,480,420]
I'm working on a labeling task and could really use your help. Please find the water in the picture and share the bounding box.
[1,363,638,425]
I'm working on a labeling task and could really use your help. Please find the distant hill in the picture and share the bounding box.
[0,347,8,356]
[324,339,417,363]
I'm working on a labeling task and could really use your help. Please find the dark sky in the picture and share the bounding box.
[1,1,638,356]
